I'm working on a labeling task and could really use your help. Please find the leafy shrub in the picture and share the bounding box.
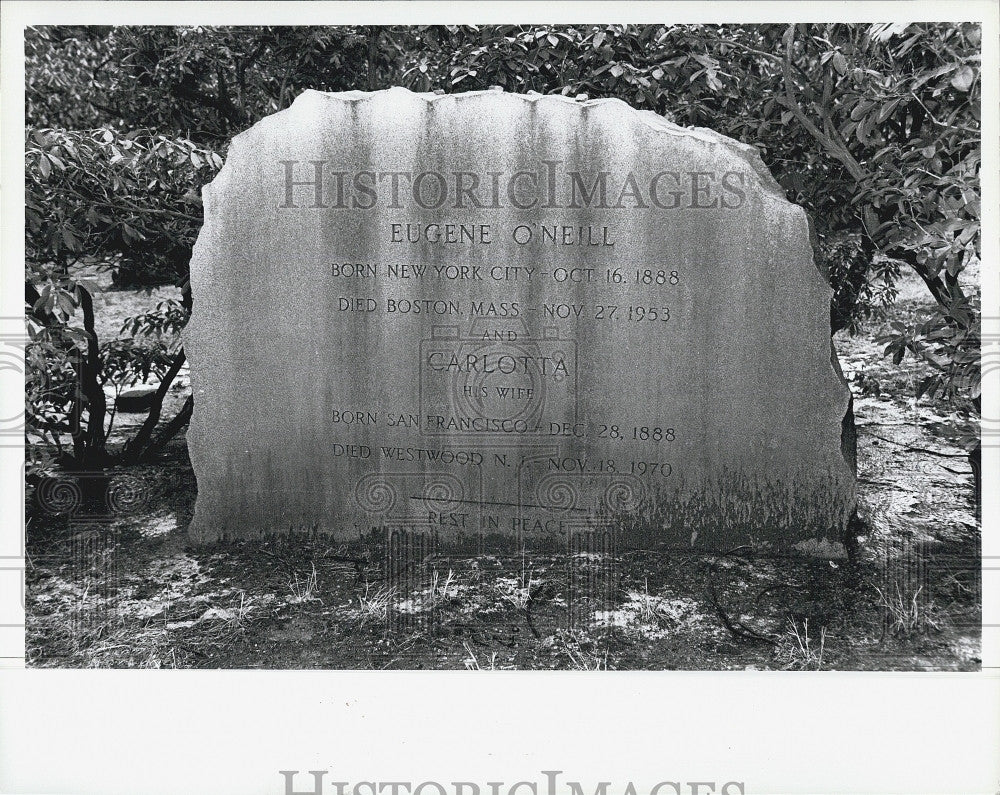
[26,127,222,287]
[25,127,214,474]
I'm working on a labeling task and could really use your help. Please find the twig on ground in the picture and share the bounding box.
[754,581,795,604]
[706,580,778,646]
[862,430,970,459]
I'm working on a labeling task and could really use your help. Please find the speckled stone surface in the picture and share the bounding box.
[185,88,855,549]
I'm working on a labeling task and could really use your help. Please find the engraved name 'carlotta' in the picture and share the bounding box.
[427,352,569,376]
[279,160,748,210]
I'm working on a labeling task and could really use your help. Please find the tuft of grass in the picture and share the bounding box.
[496,557,544,611]
[563,644,609,670]
[874,582,941,638]
[462,641,499,670]
[777,618,826,670]
[227,591,254,630]
[288,563,320,604]
[498,581,532,610]
[429,568,458,606]
[633,579,670,624]
[357,583,396,626]
[549,630,610,670]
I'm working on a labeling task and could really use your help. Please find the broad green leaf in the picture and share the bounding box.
[877,97,902,123]
[60,226,79,251]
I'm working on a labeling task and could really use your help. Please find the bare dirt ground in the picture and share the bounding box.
[25,275,981,670]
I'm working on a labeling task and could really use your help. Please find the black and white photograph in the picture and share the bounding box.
[1,1,998,793]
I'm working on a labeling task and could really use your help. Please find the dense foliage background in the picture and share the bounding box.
[24,24,981,485]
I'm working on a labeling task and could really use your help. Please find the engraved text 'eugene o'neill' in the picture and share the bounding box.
[278,159,748,211]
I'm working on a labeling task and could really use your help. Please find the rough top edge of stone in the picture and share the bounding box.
[215,86,790,207]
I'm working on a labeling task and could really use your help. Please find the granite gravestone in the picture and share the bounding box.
[185,87,855,552]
